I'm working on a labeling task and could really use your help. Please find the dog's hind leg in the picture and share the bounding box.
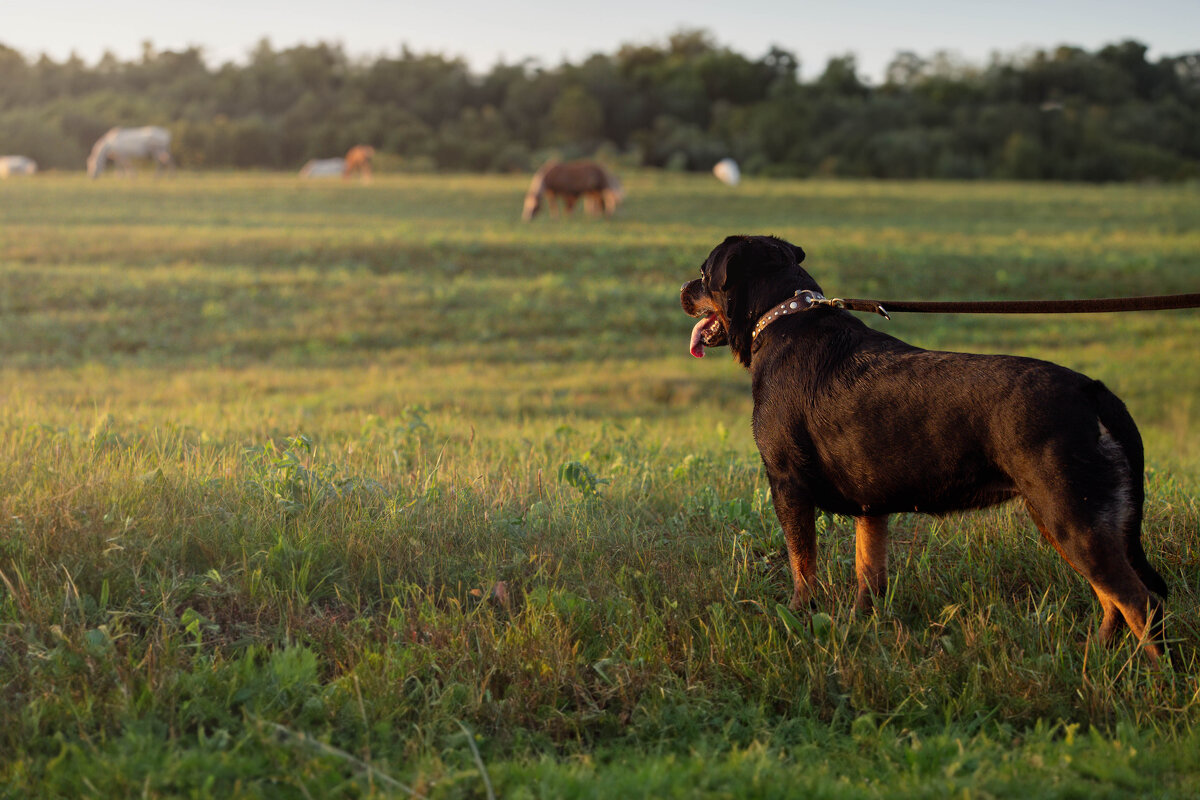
[1083,563,1164,661]
[1090,384,1169,603]
[854,515,889,613]
[1023,496,1165,661]
[1026,502,1126,641]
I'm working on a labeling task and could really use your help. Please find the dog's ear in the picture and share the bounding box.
[705,236,803,293]
[704,235,743,292]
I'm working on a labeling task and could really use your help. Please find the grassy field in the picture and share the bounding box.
[1,172,1199,798]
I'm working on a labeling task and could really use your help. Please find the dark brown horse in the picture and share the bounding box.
[522,160,623,220]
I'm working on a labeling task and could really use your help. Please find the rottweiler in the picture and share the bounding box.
[681,235,1168,659]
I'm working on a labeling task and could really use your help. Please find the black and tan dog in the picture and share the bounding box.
[681,235,1168,658]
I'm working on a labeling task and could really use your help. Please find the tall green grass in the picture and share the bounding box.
[1,173,1198,798]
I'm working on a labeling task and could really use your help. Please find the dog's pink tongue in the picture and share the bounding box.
[689,314,717,358]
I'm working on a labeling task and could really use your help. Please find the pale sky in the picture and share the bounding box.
[3,1,1197,82]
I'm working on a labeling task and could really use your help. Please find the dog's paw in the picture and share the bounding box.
[788,594,817,613]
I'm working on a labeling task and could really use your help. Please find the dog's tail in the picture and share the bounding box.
[1090,380,1168,599]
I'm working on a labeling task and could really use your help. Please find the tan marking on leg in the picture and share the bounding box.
[1030,502,1161,659]
[779,509,817,612]
[1093,586,1126,643]
[789,572,815,611]
[786,523,816,611]
[854,515,889,613]
[769,485,818,612]
[1108,589,1164,661]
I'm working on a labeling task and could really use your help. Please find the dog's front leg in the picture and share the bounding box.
[769,484,817,611]
[854,515,889,613]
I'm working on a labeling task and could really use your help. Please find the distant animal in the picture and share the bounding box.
[713,158,740,186]
[87,127,173,179]
[343,145,375,181]
[299,158,346,178]
[522,159,622,221]
[0,156,37,177]
[681,235,1169,660]
[0,154,37,176]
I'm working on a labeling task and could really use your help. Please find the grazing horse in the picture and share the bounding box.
[299,158,345,178]
[343,145,375,181]
[87,127,173,179]
[0,156,37,177]
[522,160,623,221]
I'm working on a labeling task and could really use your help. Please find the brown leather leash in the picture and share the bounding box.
[810,292,1200,320]
[752,290,1200,339]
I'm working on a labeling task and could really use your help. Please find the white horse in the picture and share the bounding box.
[88,127,173,179]
[299,158,346,178]
[0,156,38,177]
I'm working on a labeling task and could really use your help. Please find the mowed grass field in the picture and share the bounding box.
[1,173,1199,798]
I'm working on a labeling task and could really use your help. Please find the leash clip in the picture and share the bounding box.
[796,289,837,308]
[797,289,890,320]
[797,289,844,310]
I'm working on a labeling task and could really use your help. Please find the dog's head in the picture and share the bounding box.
[680,235,821,365]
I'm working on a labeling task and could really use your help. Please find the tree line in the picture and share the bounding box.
[2,31,1198,180]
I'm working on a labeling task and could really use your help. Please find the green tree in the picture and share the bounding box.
[549,85,604,145]
[0,33,1197,179]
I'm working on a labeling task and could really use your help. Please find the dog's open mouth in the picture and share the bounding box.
[689,313,725,358]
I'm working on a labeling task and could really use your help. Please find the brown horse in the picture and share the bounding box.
[522,160,622,221]
[343,145,375,181]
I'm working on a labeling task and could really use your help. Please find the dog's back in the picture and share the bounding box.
[752,318,1117,516]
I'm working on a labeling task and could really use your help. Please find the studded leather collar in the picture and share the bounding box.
[751,290,828,340]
